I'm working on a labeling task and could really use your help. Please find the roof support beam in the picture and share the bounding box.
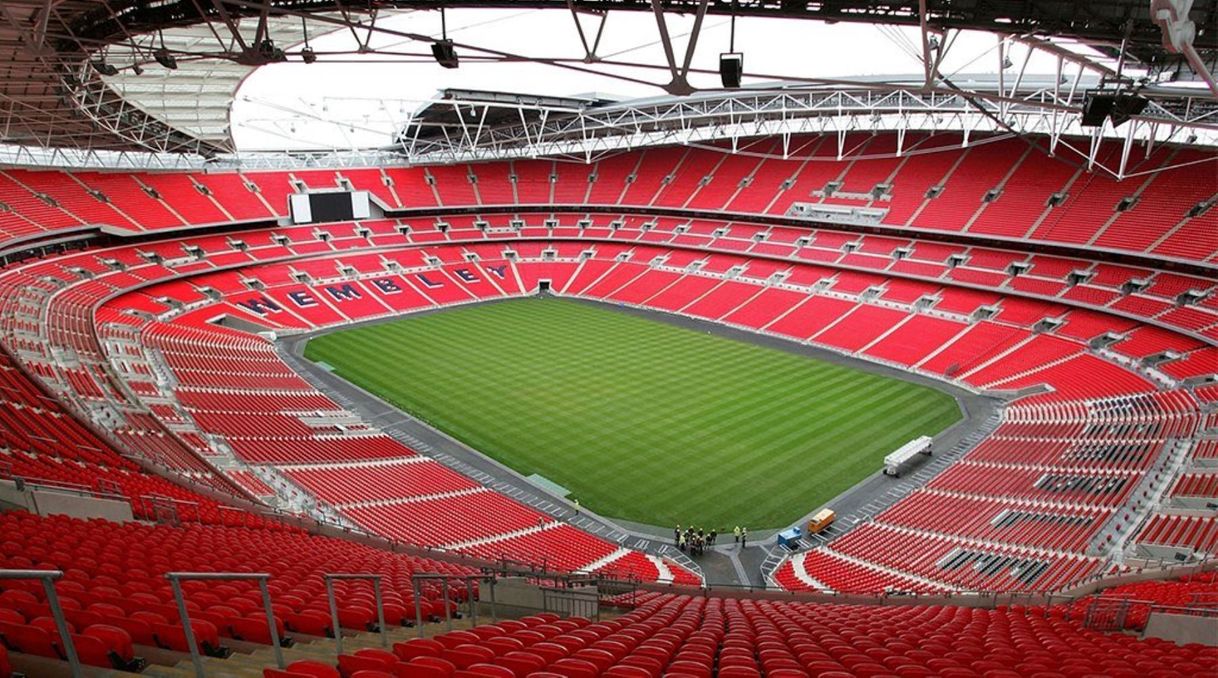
[918,0,933,88]
[566,1,608,62]
[649,0,709,95]
[205,0,250,52]
[2,0,1215,155]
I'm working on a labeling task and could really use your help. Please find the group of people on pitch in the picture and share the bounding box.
[675,525,747,555]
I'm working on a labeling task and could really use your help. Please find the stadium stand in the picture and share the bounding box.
[0,136,1215,264]
[1,0,1217,670]
[267,592,1218,678]
[0,127,1213,676]
[0,510,470,664]
[4,213,1208,586]
[2,183,1214,592]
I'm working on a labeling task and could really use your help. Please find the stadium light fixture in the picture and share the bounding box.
[720,53,743,88]
[1080,90,1114,127]
[432,40,459,69]
[153,48,177,70]
[719,11,742,88]
[1108,93,1149,128]
[1080,89,1149,129]
[91,60,118,76]
[300,17,318,64]
[432,9,459,69]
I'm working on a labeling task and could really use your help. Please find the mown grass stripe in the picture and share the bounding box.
[305,298,961,528]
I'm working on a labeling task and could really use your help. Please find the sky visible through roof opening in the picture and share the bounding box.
[231,8,1090,151]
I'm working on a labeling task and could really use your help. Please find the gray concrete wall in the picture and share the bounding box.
[0,480,133,523]
[0,481,34,511]
[1144,612,1218,647]
[31,489,133,522]
[492,577,546,611]
[1172,496,1218,510]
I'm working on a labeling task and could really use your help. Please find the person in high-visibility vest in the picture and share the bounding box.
[733,525,741,544]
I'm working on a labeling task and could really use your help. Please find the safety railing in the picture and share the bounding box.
[0,569,81,677]
[1189,591,1218,607]
[541,585,599,621]
[1147,602,1218,619]
[166,571,284,678]
[410,573,497,637]
[325,573,387,655]
[140,495,204,525]
[0,471,125,503]
[95,477,123,496]
[1080,596,1132,631]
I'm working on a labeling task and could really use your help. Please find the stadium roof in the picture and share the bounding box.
[0,1,1215,161]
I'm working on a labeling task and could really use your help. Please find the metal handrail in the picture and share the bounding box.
[324,573,386,655]
[1147,601,1218,618]
[165,571,284,677]
[540,585,600,622]
[0,569,80,677]
[0,472,125,501]
[411,573,497,638]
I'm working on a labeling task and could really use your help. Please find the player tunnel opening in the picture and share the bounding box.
[537,280,552,294]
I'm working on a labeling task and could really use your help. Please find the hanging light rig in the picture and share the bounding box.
[154,30,177,70]
[300,16,317,64]
[432,9,459,69]
[720,8,742,88]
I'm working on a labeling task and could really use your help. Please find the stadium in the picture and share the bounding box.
[0,0,1216,676]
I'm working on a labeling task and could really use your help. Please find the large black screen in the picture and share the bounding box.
[309,192,354,222]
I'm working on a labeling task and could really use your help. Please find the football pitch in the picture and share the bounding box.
[303,297,962,529]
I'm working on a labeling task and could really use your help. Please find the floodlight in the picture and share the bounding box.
[432,39,459,69]
[1080,91,1115,127]
[153,48,177,70]
[91,60,119,76]
[1109,93,1149,128]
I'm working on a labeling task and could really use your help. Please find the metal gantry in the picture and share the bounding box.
[0,0,1213,158]
[388,83,1218,178]
[0,80,1214,180]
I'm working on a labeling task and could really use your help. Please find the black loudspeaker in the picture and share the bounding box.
[1080,92,1115,127]
[720,53,743,88]
[1109,93,1149,128]
[432,39,459,69]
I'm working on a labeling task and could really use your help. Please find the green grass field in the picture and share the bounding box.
[304,298,962,529]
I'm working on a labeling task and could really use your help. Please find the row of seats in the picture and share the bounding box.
[273,591,1215,678]
[0,509,474,671]
[9,209,1215,341]
[1065,570,1218,631]
[3,135,1215,262]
